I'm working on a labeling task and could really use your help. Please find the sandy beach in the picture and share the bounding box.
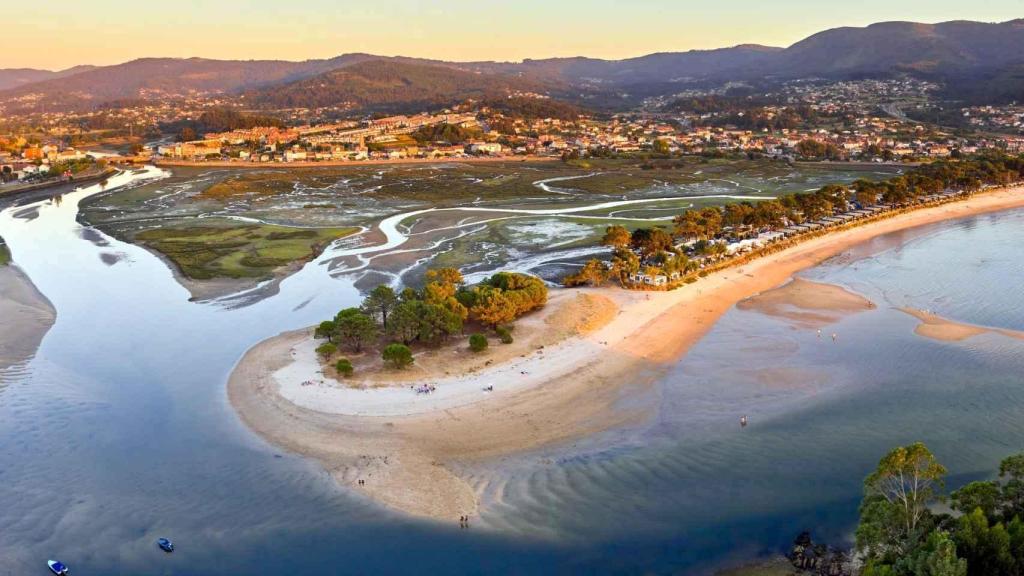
[0,264,55,373]
[228,184,1024,522]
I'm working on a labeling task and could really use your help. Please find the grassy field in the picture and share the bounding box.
[135,222,358,280]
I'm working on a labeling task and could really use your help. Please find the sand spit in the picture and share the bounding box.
[229,185,1024,522]
[900,308,1024,343]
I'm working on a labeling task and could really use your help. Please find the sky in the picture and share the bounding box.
[5,0,1023,70]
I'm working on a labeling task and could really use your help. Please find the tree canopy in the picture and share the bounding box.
[856,446,1024,576]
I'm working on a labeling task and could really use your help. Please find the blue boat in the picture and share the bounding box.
[157,538,174,553]
[47,560,69,575]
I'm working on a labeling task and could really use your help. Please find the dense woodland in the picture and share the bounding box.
[162,107,284,141]
[410,123,482,145]
[247,60,555,113]
[482,96,589,121]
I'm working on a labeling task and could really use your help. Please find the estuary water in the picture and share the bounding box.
[1,170,1023,574]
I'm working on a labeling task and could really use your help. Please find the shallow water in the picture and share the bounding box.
[1,170,1022,574]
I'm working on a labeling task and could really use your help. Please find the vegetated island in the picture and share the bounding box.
[132,222,358,300]
[229,154,1024,523]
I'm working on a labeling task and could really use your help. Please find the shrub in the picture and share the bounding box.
[316,342,337,359]
[495,326,514,344]
[382,343,414,369]
[335,358,353,377]
[314,320,336,340]
[469,333,488,352]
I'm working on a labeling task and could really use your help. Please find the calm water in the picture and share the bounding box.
[1,171,1023,575]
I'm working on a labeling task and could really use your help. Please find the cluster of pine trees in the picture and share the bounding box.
[313,268,547,374]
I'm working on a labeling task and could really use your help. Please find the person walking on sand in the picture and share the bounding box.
[817,329,821,338]
[832,333,837,342]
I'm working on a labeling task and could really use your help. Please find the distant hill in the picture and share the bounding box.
[0,65,96,91]
[517,45,783,85]
[244,60,562,112]
[775,19,1024,78]
[0,56,394,113]
[4,18,1024,113]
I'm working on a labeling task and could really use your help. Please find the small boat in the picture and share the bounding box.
[157,538,174,553]
[47,560,69,575]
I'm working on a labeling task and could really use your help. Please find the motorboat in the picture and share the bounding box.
[157,538,174,553]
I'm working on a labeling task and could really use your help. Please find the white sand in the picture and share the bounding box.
[278,328,609,416]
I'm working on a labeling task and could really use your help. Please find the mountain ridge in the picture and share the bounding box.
[3,18,1024,112]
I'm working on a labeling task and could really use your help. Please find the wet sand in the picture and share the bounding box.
[228,184,1024,522]
[900,308,1024,342]
[737,277,875,328]
[0,264,55,373]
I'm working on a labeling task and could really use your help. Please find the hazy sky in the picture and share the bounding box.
[6,0,1023,70]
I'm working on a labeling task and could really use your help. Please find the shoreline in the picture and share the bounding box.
[228,184,1024,522]
[0,168,118,200]
[0,263,56,374]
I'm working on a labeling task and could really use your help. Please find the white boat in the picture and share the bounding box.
[47,560,69,575]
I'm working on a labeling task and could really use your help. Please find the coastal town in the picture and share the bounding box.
[3,78,1024,190]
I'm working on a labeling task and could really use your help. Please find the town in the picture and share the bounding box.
[3,78,1024,189]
